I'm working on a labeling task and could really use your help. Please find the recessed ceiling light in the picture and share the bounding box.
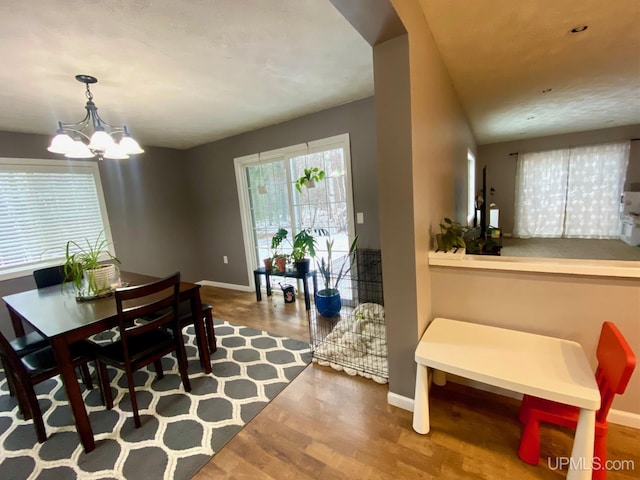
[569,25,588,34]
[542,88,553,93]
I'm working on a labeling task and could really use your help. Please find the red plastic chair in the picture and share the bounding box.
[517,322,636,479]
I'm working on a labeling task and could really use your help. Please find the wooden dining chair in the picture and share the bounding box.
[0,329,97,443]
[517,322,636,479]
[94,272,192,428]
[29,265,94,389]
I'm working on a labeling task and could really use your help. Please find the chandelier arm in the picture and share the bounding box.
[59,128,91,143]
[58,110,91,131]
[92,109,126,133]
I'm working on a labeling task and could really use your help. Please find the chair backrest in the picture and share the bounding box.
[594,322,637,422]
[33,265,66,289]
[114,272,181,357]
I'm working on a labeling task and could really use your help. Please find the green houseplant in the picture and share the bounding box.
[268,228,289,272]
[435,217,467,253]
[315,235,358,317]
[291,227,328,274]
[64,232,121,297]
[294,167,325,192]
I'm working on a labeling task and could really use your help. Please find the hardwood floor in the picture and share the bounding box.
[195,286,640,480]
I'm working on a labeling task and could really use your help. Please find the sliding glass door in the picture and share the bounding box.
[235,133,355,290]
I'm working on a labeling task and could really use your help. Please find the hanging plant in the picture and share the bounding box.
[295,167,325,192]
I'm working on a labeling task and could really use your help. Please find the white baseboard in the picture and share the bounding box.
[387,376,640,429]
[388,391,415,412]
[197,280,253,292]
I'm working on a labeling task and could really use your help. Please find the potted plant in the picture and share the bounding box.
[315,235,358,317]
[435,217,467,253]
[294,167,325,192]
[268,228,289,271]
[291,227,328,274]
[64,232,121,297]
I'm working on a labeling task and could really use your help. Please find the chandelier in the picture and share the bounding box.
[47,75,144,160]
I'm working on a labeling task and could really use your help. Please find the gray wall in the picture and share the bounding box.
[185,96,379,287]
[478,125,640,235]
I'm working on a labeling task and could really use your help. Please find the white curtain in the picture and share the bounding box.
[514,142,630,239]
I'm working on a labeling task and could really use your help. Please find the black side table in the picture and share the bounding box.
[253,267,318,310]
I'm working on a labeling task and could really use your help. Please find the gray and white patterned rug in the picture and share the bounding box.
[0,319,311,479]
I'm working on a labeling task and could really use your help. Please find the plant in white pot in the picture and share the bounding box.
[64,233,121,298]
[315,235,358,317]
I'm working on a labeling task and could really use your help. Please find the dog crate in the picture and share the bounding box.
[309,249,387,383]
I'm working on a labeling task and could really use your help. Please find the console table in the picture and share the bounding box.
[253,267,318,310]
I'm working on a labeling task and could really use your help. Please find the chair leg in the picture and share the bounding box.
[518,417,541,465]
[175,338,192,393]
[1,356,17,397]
[153,359,164,379]
[78,363,93,390]
[204,309,216,353]
[124,366,141,428]
[96,361,113,409]
[593,433,608,480]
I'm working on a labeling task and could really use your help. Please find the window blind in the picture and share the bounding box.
[0,159,113,280]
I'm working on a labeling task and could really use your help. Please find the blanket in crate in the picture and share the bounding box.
[313,303,388,384]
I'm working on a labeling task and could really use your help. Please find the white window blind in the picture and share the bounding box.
[0,158,114,280]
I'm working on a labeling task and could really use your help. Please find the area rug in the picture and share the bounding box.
[0,320,311,479]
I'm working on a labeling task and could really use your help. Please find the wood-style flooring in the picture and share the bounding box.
[195,286,640,480]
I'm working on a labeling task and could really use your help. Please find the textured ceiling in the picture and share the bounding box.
[0,0,638,150]
[419,0,640,144]
[0,0,373,150]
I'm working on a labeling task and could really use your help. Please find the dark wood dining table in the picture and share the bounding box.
[2,271,211,453]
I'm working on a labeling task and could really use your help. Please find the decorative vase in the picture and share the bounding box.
[315,289,341,317]
[275,256,287,273]
[83,263,118,296]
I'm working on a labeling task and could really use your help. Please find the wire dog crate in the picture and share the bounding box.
[309,249,387,383]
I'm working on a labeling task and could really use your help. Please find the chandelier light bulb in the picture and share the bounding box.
[88,129,115,151]
[64,140,94,159]
[119,135,144,155]
[103,144,130,160]
[47,132,74,154]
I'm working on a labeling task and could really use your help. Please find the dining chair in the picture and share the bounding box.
[4,265,67,359]
[94,272,192,428]
[517,322,636,479]
[29,265,94,389]
[0,329,98,443]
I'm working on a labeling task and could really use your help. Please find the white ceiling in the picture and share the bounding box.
[0,0,638,150]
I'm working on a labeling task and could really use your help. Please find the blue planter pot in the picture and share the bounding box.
[315,289,341,317]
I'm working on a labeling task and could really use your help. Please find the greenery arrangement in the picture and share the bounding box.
[436,217,467,253]
[291,227,328,262]
[63,232,121,295]
[316,235,358,294]
[294,167,325,192]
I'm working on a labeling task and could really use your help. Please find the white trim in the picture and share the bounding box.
[233,156,257,291]
[197,280,254,292]
[233,133,356,291]
[428,251,640,279]
[387,391,415,412]
[388,376,640,428]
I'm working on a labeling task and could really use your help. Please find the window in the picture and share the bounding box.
[514,142,630,238]
[467,149,476,224]
[0,158,114,280]
[235,134,355,289]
